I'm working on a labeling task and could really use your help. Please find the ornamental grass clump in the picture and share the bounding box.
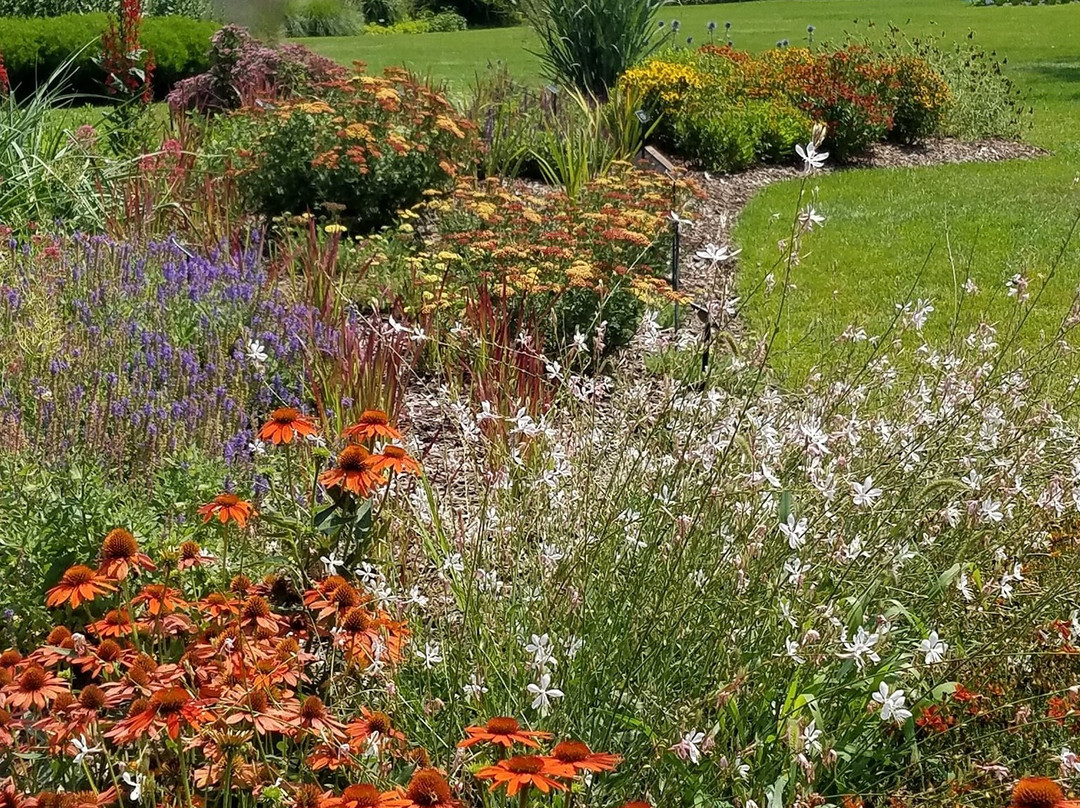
[523,0,668,99]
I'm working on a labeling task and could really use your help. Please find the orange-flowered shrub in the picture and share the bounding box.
[221,67,477,231]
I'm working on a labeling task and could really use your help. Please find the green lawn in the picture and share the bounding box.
[300,1,1080,378]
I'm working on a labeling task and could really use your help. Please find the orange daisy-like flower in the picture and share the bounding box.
[371,446,421,476]
[259,407,318,445]
[3,665,68,711]
[550,739,622,773]
[106,686,206,743]
[475,755,569,796]
[198,493,256,528]
[177,540,215,570]
[281,695,347,742]
[88,608,135,638]
[319,446,386,497]
[131,584,188,616]
[458,716,552,749]
[324,785,391,808]
[98,529,157,580]
[45,565,116,609]
[1010,777,1066,808]
[383,769,459,808]
[343,410,403,443]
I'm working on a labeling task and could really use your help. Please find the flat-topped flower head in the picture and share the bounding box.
[344,410,403,442]
[319,445,386,497]
[475,755,568,796]
[98,529,156,580]
[198,493,255,527]
[259,407,318,445]
[46,565,116,609]
[459,716,552,749]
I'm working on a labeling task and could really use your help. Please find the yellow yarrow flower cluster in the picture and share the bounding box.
[620,60,707,105]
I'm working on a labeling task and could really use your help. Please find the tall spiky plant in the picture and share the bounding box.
[524,0,668,100]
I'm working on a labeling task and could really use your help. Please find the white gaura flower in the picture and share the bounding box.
[796,141,829,171]
[957,570,974,601]
[1060,746,1080,775]
[121,771,144,803]
[320,552,343,576]
[979,498,1004,523]
[416,641,443,670]
[918,630,948,665]
[670,729,706,764]
[525,633,557,670]
[798,205,826,231]
[784,637,805,664]
[802,720,823,755]
[839,626,881,671]
[72,735,102,764]
[851,476,883,508]
[695,243,741,263]
[246,339,269,365]
[527,673,564,715]
[872,682,912,725]
[463,673,488,702]
[779,514,808,549]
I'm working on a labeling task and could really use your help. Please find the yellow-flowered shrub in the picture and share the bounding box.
[620,60,707,105]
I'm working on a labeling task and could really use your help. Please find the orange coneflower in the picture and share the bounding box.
[45,565,116,609]
[259,407,318,445]
[131,584,188,616]
[319,446,386,497]
[106,686,206,743]
[197,494,256,528]
[371,446,421,476]
[292,784,332,808]
[3,665,68,711]
[382,769,459,808]
[279,695,347,742]
[343,410,402,443]
[458,716,552,749]
[549,739,621,774]
[324,785,392,808]
[619,803,653,808]
[177,540,214,570]
[1010,777,1068,808]
[239,595,279,633]
[475,755,569,796]
[98,529,156,580]
[88,608,135,638]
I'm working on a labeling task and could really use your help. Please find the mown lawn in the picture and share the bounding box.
[299,0,1080,379]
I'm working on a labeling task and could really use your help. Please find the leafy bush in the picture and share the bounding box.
[623,44,953,167]
[0,0,211,17]
[167,24,346,113]
[364,9,466,32]
[416,0,517,26]
[0,13,217,99]
[525,0,666,98]
[887,55,952,143]
[360,0,410,23]
[221,67,475,230]
[284,0,364,36]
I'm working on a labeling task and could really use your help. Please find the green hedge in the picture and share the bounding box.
[0,14,218,99]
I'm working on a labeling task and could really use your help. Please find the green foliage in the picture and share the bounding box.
[0,14,217,98]
[285,0,365,36]
[363,10,466,33]
[0,64,117,229]
[221,68,475,231]
[524,0,667,98]
[361,0,410,24]
[416,0,517,26]
[0,0,211,17]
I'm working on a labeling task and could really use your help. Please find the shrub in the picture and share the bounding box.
[0,0,211,17]
[0,13,216,99]
[525,0,667,98]
[887,55,952,143]
[363,10,466,33]
[416,0,517,26]
[672,102,757,172]
[222,67,475,230]
[284,0,365,36]
[167,25,346,114]
[361,0,410,24]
